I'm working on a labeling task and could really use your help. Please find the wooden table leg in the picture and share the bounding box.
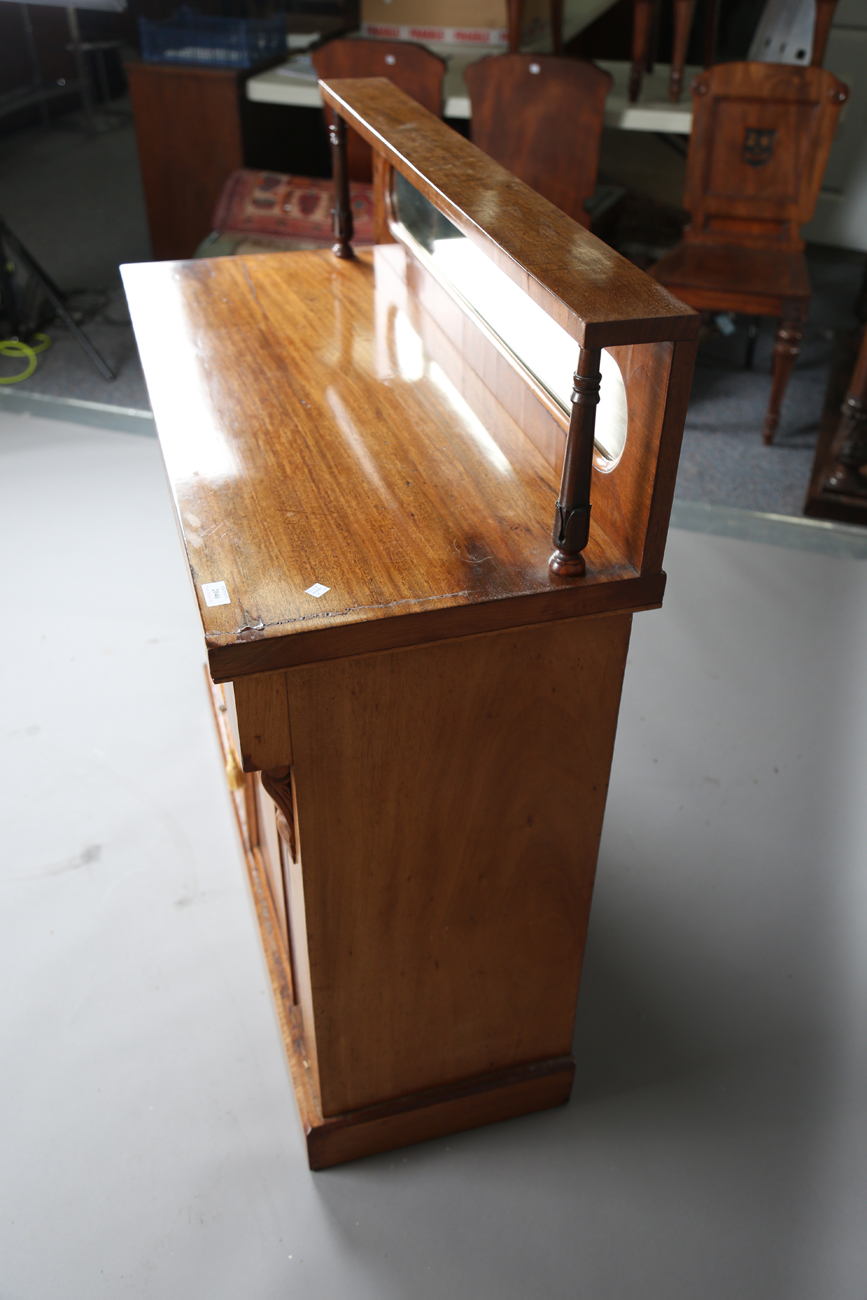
[669,0,697,102]
[630,0,656,102]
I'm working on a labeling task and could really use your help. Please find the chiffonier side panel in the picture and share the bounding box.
[287,613,632,1118]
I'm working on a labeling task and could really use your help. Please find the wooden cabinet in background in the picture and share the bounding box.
[126,59,307,260]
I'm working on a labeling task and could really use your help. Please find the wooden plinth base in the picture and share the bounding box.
[804,327,867,527]
[208,674,574,1170]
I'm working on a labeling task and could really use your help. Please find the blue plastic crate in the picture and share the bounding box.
[139,7,286,69]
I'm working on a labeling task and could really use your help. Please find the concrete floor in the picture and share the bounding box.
[2,407,867,1297]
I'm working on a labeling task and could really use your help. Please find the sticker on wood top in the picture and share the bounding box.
[202,581,231,607]
[305,582,330,598]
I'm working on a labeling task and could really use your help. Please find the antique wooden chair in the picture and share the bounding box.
[202,37,445,254]
[311,38,445,183]
[651,61,848,443]
[464,54,612,230]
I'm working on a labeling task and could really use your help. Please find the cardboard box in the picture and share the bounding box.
[361,0,550,44]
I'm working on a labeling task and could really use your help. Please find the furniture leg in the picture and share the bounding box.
[549,346,601,575]
[824,326,867,495]
[508,0,523,53]
[811,0,838,66]
[630,0,656,102]
[744,317,759,371]
[762,318,804,445]
[669,0,697,102]
[328,114,354,260]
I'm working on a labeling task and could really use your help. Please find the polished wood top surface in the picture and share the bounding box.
[319,77,698,351]
[123,249,664,679]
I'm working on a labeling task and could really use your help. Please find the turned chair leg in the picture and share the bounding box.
[630,0,656,102]
[824,326,867,495]
[762,319,804,445]
[669,0,697,102]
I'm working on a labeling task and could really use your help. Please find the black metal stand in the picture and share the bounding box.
[0,214,114,381]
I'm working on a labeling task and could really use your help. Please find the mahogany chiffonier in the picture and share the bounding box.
[122,77,697,1170]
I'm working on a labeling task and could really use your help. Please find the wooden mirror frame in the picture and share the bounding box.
[321,76,699,580]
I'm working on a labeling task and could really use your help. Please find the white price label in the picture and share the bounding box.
[202,581,230,607]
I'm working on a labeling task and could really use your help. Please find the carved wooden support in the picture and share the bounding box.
[762,319,804,445]
[329,114,354,260]
[824,327,867,496]
[262,765,298,862]
[549,347,601,576]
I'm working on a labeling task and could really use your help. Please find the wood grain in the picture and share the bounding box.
[233,673,292,771]
[677,62,847,252]
[287,613,632,1116]
[464,55,611,229]
[370,242,686,583]
[123,249,668,682]
[318,77,697,349]
[311,38,445,183]
[210,671,575,1168]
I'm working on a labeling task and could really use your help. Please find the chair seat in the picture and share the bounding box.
[651,241,811,316]
[210,169,375,250]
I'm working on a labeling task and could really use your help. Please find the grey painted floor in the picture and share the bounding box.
[2,409,867,1298]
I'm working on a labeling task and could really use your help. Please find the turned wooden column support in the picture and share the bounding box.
[549,347,601,576]
[329,114,354,260]
[762,318,804,445]
[824,328,867,496]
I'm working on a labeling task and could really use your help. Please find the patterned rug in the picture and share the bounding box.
[211,169,375,249]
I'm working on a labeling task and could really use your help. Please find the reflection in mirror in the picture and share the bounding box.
[391,172,628,469]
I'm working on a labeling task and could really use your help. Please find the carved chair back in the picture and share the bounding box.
[312,39,445,184]
[463,54,612,229]
[683,61,848,251]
